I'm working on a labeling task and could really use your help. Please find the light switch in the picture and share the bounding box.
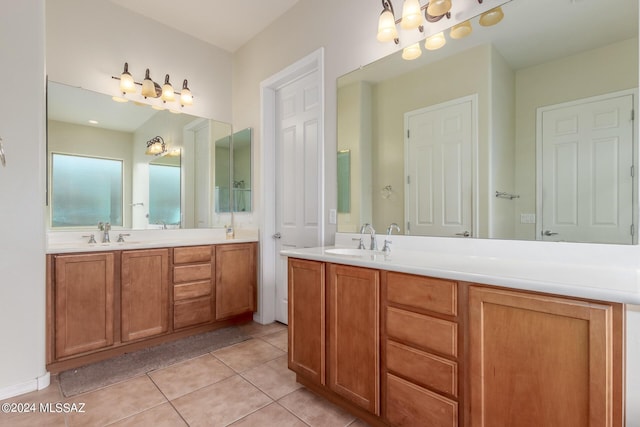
[329,209,337,224]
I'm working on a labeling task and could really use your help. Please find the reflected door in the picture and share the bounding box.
[274,69,322,324]
[404,97,473,237]
[539,92,634,244]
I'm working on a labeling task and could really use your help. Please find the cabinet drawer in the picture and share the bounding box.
[387,272,457,316]
[387,340,457,396]
[386,373,457,427]
[174,246,212,264]
[387,307,457,357]
[174,297,213,329]
[173,280,212,301]
[173,264,212,283]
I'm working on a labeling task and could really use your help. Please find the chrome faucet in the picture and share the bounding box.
[361,223,378,251]
[382,222,400,254]
[98,222,111,243]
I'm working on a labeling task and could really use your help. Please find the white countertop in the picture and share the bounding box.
[47,228,258,254]
[281,238,640,305]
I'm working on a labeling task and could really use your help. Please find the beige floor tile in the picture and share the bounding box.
[238,321,288,338]
[149,354,235,400]
[172,375,272,427]
[279,388,356,427]
[65,375,166,427]
[107,402,187,427]
[229,402,307,427]
[213,338,285,373]
[241,355,302,399]
[261,329,288,352]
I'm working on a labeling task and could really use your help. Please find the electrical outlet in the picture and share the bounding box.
[520,213,536,224]
[329,209,337,224]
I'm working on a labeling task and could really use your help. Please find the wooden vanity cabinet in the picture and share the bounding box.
[383,272,461,427]
[468,286,624,427]
[121,248,170,342]
[172,245,214,329]
[215,243,257,320]
[288,258,325,385]
[327,263,380,415]
[47,242,258,372]
[53,252,115,359]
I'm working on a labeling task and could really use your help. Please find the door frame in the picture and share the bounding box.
[258,48,325,324]
[403,94,478,237]
[535,89,638,243]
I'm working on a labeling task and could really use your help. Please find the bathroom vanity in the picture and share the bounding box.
[45,232,257,373]
[283,238,631,427]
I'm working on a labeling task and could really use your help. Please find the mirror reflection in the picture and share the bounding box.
[47,81,233,230]
[148,152,181,228]
[337,0,638,244]
[232,128,252,213]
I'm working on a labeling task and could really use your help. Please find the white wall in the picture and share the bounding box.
[46,0,233,123]
[0,0,47,396]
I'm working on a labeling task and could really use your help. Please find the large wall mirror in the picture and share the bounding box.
[47,81,250,230]
[337,0,638,244]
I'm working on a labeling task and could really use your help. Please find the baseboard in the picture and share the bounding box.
[0,371,50,401]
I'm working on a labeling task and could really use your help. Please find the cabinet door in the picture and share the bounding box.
[54,253,115,358]
[215,243,256,320]
[121,249,169,342]
[327,263,380,415]
[469,286,622,427]
[288,258,325,385]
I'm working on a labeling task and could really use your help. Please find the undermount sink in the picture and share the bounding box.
[324,248,384,257]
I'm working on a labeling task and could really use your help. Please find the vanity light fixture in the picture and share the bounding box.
[377,0,506,60]
[377,0,451,45]
[145,136,167,156]
[112,63,194,107]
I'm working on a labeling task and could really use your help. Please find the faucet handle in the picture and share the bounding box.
[117,233,130,243]
[352,237,366,249]
[382,239,392,253]
[82,234,97,244]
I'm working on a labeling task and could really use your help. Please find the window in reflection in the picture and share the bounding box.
[51,153,123,227]
[149,163,181,226]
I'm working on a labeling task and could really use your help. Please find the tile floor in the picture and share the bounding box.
[0,322,369,427]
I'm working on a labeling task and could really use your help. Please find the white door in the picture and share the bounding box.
[274,69,322,324]
[539,93,634,244]
[405,97,474,237]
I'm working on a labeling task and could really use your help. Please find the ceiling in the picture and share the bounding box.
[109,0,300,52]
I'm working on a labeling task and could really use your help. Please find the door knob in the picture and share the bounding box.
[272,232,282,239]
[455,231,471,237]
[543,230,559,236]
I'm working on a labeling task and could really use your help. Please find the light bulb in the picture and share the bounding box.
[141,69,157,98]
[119,62,136,94]
[401,0,423,30]
[402,43,422,60]
[450,20,472,39]
[161,74,175,102]
[479,6,504,27]
[377,7,398,43]
[180,79,193,106]
[426,0,451,17]
[425,32,446,50]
